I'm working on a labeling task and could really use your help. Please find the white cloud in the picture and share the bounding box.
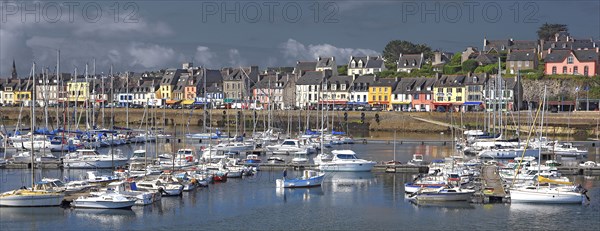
[228,49,246,67]
[128,43,176,68]
[280,38,380,63]
[194,46,216,68]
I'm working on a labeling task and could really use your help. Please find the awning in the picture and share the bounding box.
[347,101,368,105]
[181,99,195,105]
[433,102,452,106]
[166,100,182,105]
[391,102,411,105]
[194,101,209,105]
[95,99,106,103]
[463,101,482,106]
[317,100,347,104]
[369,101,389,104]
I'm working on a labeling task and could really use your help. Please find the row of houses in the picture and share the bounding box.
[0,60,520,113]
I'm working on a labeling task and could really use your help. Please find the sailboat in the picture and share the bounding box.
[0,62,65,207]
[510,86,585,204]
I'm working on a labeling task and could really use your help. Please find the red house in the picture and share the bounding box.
[409,78,436,112]
[545,48,599,76]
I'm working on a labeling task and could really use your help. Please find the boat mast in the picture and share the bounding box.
[538,86,546,189]
[56,50,60,130]
[126,72,129,129]
[31,62,36,190]
[110,66,114,171]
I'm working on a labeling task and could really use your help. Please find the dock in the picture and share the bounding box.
[478,165,509,203]
[257,163,429,173]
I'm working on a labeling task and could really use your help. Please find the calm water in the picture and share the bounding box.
[1,142,600,230]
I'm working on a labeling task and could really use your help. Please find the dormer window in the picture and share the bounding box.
[341,84,346,90]
[416,87,421,91]
[567,56,573,64]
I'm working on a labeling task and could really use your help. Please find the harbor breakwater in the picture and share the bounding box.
[1,107,599,137]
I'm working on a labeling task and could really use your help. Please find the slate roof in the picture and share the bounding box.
[349,56,385,69]
[507,50,537,61]
[160,69,183,86]
[397,53,423,69]
[463,74,489,86]
[545,49,599,63]
[253,75,285,89]
[316,57,335,69]
[371,78,398,88]
[294,61,317,75]
[392,78,418,94]
[475,53,500,65]
[350,75,376,91]
[484,39,536,52]
[435,75,466,87]
[325,75,353,92]
[296,71,331,85]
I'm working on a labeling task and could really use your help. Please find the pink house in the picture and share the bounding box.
[545,48,599,76]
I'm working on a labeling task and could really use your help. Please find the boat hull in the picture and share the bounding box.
[414,191,474,201]
[510,189,583,204]
[64,159,129,169]
[0,193,64,207]
[276,175,324,188]
[71,200,136,209]
[319,162,375,172]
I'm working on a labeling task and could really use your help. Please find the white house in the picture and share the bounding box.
[348,56,386,75]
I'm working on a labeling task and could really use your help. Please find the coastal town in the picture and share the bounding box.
[1,10,600,230]
[1,29,599,113]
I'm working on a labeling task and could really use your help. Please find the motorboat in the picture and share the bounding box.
[579,161,597,167]
[317,150,376,172]
[0,189,64,207]
[135,180,183,196]
[65,180,94,193]
[105,181,161,206]
[276,170,325,188]
[407,154,425,166]
[404,180,447,194]
[410,187,475,201]
[129,149,147,163]
[266,139,312,155]
[244,154,261,166]
[63,149,129,169]
[85,171,120,184]
[267,156,285,164]
[291,151,309,164]
[71,192,136,209]
[478,148,540,159]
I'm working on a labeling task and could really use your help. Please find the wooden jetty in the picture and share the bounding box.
[478,165,509,203]
[257,163,428,173]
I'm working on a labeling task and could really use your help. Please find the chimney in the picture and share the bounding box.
[548,48,552,54]
[467,72,472,78]
[353,74,358,82]
[435,72,442,80]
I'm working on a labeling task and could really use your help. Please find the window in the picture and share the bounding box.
[394,94,398,100]
[438,88,443,93]
[426,94,431,100]
[456,88,462,93]
[584,66,589,76]
[456,96,462,101]
[372,96,376,101]
[563,66,567,74]
[552,66,557,74]
[378,96,382,101]
[567,56,573,64]
[414,94,419,100]
[437,97,443,101]
[574,66,578,74]
[384,96,388,101]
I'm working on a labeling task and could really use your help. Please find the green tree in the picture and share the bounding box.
[461,59,479,73]
[382,40,432,67]
[450,53,461,65]
[537,23,568,41]
[337,65,347,75]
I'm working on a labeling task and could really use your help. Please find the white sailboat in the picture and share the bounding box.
[510,86,585,204]
[0,62,64,207]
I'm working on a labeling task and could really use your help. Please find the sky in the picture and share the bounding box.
[1,0,599,76]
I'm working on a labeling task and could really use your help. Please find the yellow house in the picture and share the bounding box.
[159,69,182,102]
[13,80,32,106]
[432,75,466,112]
[2,81,17,105]
[368,78,397,110]
[67,81,89,102]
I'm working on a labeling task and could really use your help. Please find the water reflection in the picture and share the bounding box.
[324,172,376,193]
[69,208,136,225]
[0,207,64,221]
[408,200,475,210]
[276,187,324,203]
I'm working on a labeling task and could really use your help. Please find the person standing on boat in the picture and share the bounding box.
[283,169,287,179]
